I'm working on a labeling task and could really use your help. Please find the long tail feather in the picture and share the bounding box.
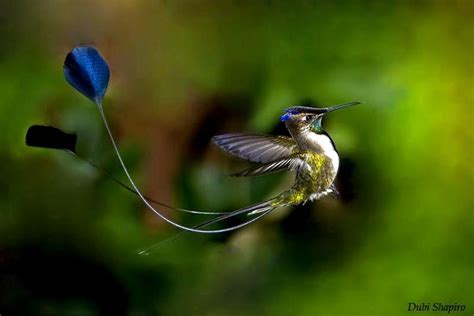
[71,153,228,216]
[138,196,285,255]
[25,125,227,216]
[97,106,289,235]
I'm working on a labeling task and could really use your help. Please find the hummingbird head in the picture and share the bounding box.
[280,101,360,132]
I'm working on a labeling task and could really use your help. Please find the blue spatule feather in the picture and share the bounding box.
[64,46,110,106]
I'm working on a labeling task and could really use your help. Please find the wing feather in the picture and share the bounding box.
[212,133,297,163]
[233,155,305,177]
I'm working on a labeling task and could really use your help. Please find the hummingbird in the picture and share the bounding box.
[56,45,361,249]
[212,101,360,215]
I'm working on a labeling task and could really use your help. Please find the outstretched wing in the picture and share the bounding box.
[232,154,305,177]
[212,133,297,163]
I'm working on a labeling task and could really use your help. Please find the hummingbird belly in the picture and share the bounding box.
[275,152,337,206]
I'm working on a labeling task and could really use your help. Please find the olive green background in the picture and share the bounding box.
[0,1,472,315]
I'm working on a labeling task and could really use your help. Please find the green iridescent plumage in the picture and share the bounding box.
[275,152,334,205]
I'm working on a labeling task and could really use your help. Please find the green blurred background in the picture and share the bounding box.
[0,1,473,315]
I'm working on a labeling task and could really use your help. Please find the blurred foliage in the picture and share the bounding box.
[0,1,473,315]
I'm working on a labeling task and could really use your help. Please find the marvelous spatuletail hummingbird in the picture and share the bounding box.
[212,101,360,215]
[28,45,360,253]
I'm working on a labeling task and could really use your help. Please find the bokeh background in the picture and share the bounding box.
[0,1,473,315]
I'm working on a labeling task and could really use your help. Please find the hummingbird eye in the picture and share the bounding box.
[304,115,314,122]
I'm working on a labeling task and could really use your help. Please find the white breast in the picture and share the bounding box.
[305,132,340,176]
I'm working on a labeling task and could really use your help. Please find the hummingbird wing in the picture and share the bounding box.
[232,154,305,177]
[212,133,297,163]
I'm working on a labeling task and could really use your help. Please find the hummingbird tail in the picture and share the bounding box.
[245,200,278,215]
[138,195,286,255]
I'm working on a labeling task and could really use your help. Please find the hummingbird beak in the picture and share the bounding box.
[324,101,361,114]
[281,101,361,122]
